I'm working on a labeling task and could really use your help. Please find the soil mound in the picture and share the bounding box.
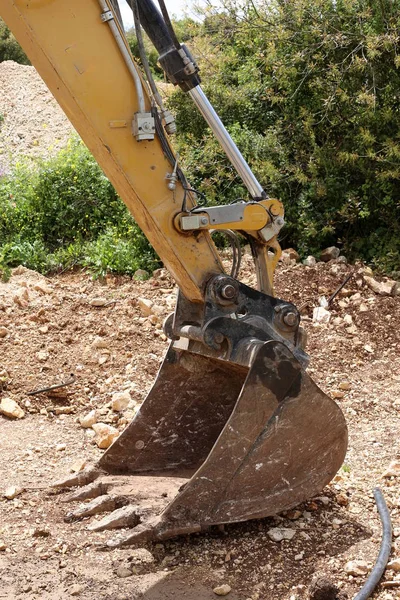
[0,60,74,174]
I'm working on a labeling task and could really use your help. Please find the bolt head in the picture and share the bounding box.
[221,284,236,300]
[200,216,208,225]
[283,311,298,327]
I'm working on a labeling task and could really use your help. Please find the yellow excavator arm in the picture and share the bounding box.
[1,0,348,546]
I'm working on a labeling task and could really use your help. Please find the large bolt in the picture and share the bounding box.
[200,216,208,225]
[282,311,298,327]
[220,284,237,300]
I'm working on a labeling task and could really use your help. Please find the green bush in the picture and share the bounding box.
[169,0,400,272]
[0,138,160,278]
[0,17,30,64]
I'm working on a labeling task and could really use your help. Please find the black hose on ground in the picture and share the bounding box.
[353,487,392,600]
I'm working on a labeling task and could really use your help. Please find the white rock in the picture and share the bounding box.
[3,485,24,500]
[344,560,368,576]
[0,326,10,338]
[79,410,98,429]
[364,276,396,296]
[111,391,131,412]
[92,337,108,349]
[364,344,374,354]
[267,527,296,542]
[343,314,353,325]
[313,306,331,323]
[138,297,154,317]
[36,351,49,362]
[90,297,108,307]
[92,423,119,449]
[56,443,66,451]
[303,256,316,267]
[0,397,25,419]
[213,584,232,596]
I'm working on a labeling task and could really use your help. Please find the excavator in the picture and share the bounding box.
[1,0,348,547]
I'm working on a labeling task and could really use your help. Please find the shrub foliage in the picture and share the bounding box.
[168,0,400,271]
[0,139,159,278]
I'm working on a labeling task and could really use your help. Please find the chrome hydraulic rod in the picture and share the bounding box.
[189,85,265,199]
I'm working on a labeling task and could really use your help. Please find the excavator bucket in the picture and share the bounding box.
[55,338,347,547]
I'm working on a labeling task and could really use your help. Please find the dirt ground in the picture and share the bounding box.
[1,256,399,600]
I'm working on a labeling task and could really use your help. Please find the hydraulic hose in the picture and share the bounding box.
[98,0,146,113]
[353,488,392,600]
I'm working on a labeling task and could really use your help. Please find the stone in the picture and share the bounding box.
[364,276,396,296]
[69,584,84,596]
[13,287,29,307]
[343,314,353,325]
[56,443,66,451]
[388,558,400,572]
[339,382,351,391]
[364,344,374,354]
[115,566,133,578]
[134,269,149,280]
[0,326,10,338]
[213,584,232,596]
[92,337,108,349]
[344,560,368,576]
[34,282,52,294]
[303,256,317,267]
[383,461,400,478]
[337,255,347,264]
[282,248,300,262]
[36,351,49,362]
[309,577,342,600]
[138,297,154,316]
[320,247,340,262]
[313,306,331,323]
[0,541,6,552]
[3,485,24,499]
[89,297,108,307]
[92,423,119,449]
[111,391,131,412]
[267,527,296,542]
[332,391,345,399]
[0,397,25,419]
[79,410,98,429]
[70,459,87,473]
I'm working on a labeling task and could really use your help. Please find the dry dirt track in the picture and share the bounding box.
[0,257,399,600]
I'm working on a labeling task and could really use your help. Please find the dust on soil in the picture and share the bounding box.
[1,256,399,600]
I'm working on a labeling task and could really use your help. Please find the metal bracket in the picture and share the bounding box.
[132,112,155,142]
[101,10,114,22]
[165,275,309,368]
[180,203,247,231]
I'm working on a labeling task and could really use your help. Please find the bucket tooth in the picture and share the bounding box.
[52,466,103,489]
[64,494,125,522]
[88,504,141,532]
[62,481,112,503]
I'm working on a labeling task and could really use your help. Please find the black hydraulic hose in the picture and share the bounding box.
[127,0,175,55]
[353,488,392,600]
[156,0,181,49]
[131,0,165,109]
